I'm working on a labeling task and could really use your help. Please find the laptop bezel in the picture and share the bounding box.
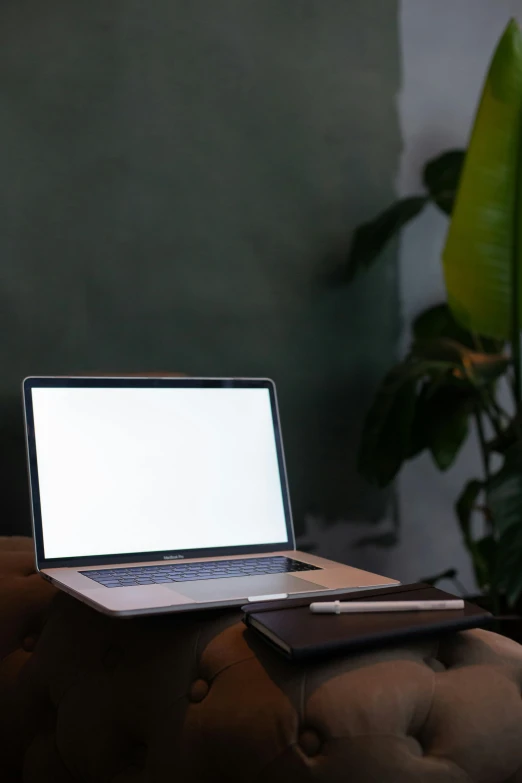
[23,376,295,570]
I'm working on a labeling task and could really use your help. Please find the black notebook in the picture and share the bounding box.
[242,583,493,661]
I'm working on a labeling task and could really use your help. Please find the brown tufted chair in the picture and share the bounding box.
[3,537,522,783]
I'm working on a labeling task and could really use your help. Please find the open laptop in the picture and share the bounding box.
[23,376,398,616]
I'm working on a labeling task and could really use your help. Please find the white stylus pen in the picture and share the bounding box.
[309,599,465,614]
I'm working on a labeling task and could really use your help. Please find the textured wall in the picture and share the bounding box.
[0,1,401,541]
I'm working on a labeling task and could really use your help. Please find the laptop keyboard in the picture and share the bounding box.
[80,556,321,588]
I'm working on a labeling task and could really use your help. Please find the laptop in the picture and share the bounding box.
[23,376,399,616]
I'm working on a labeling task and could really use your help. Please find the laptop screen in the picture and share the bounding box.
[26,381,291,563]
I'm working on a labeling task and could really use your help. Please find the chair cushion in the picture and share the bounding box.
[0,536,57,778]
[3,538,522,782]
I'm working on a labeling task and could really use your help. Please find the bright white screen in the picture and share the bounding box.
[31,386,289,559]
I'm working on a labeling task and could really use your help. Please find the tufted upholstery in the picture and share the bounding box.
[3,539,522,782]
[0,536,57,780]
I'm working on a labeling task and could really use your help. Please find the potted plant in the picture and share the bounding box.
[344,19,522,631]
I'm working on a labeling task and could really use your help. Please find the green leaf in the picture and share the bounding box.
[429,397,470,470]
[358,357,454,487]
[406,382,432,459]
[495,524,522,606]
[411,337,509,385]
[423,150,466,215]
[487,444,522,536]
[475,535,497,590]
[488,412,522,454]
[488,443,522,604]
[456,479,484,548]
[359,338,506,486]
[358,372,417,487]
[456,481,497,589]
[409,383,475,469]
[344,196,427,282]
[442,20,522,340]
[454,480,496,589]
[412,303,503,353]
[413,303,473,345]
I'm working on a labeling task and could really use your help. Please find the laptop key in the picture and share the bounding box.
[80,556,322,586]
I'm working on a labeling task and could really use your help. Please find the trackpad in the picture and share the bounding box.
[169,574,323,603]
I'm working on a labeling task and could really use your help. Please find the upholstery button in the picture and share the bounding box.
[424,657,446,673]
[409,734,425,756]
[189,678,209,703]
[22,635,36,652]
[299,729,322,757]
[102,645,123,671]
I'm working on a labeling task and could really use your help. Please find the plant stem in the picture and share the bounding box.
[475,410,491,484]
[485,401,503,436]
[472,332,486,353]
[490,584,501,618]
[475,409,501,615]
[487,393,510,423]
[512,317,522,410]
[512,107,522,413]
[470,335,506,433]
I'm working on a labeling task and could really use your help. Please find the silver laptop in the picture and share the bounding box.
[23,376,398,616]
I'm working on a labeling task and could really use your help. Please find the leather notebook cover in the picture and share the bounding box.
[242,583,493,661]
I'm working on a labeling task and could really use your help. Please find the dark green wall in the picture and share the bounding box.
[0,1,401,540]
